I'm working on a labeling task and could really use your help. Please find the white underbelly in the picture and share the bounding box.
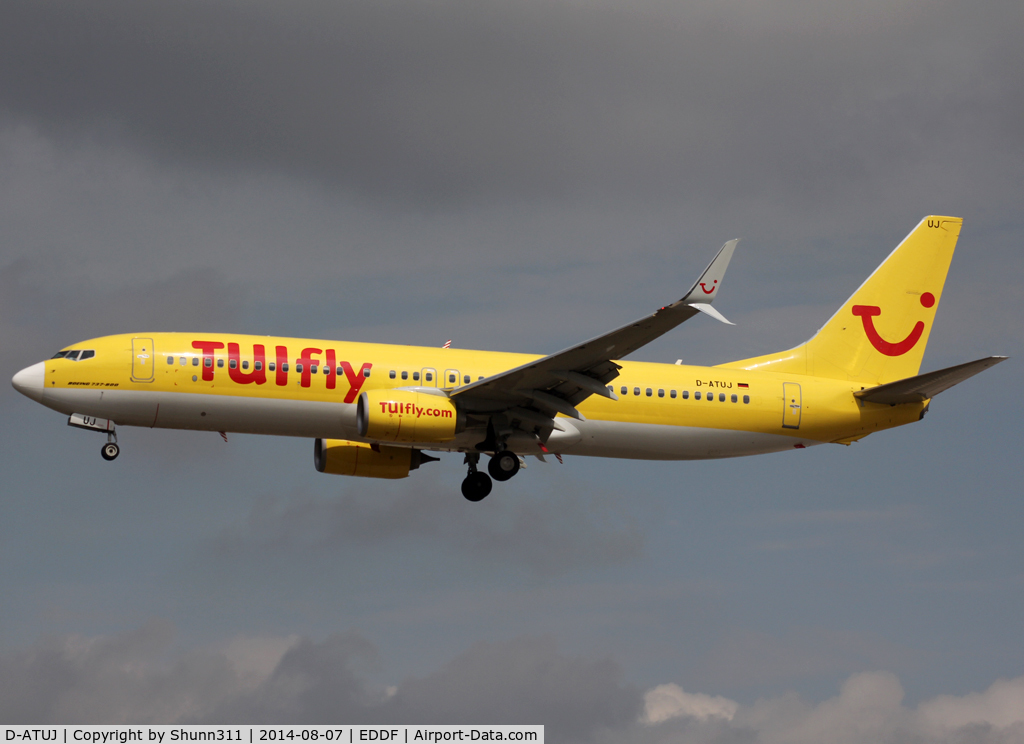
[42,388,360,439]
[42,388,814,460]
[557,419,815,459]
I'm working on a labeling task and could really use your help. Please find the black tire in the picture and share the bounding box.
[101,442,120,461]
[488,450,520,481]
[461,471,492,502]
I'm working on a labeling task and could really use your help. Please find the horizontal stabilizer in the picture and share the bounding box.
[854,356,1008,405]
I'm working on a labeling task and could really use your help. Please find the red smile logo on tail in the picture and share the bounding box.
[852,292,935,356]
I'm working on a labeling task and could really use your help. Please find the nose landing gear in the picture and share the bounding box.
[100,428,120,461]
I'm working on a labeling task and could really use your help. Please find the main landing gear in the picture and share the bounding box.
[461,453,492,502]
[461,450,522,501]
[488,450,520,481]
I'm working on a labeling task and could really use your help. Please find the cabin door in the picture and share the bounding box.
[782,382,802,429]
[132,337,155,382]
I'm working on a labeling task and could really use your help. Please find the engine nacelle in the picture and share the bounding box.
[357,389,462,443]
[314,438,434,479]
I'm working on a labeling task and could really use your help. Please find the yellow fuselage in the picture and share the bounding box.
[37,332,925,460]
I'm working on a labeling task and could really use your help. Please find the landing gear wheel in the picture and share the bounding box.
[101,442,120,461]
[488,450,520,482]
[461,471,492,502]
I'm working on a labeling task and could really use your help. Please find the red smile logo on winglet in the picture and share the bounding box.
[699,280,717,294]
[852,292,935,356]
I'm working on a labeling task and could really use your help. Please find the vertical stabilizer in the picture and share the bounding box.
[720,216,962,384]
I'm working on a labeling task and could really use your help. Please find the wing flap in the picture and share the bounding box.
[854,356,1008,405]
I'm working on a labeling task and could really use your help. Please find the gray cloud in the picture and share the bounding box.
[0,623,641,742]
[211,477,644,576]
[3,623,1023,743]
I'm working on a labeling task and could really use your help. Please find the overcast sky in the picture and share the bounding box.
[2,0,1023,740]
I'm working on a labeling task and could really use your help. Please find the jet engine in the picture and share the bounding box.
[313,438,437,479]
[357,390,463,443]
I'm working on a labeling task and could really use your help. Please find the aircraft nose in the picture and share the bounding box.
[12,361,45,403]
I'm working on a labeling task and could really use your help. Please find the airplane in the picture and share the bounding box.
[11,215,1007,501]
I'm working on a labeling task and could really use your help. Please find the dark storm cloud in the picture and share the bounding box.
[1,0,1021,206]
[212,479,643,576]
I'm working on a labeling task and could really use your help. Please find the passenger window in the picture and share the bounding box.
[646,388,653,397]
[670,390,677,399]
[731,394,737,402]
[282,363,289,372]
[620,386,627,395]
[658,389,665,398]
[708,393,714,402]
[464,375,471,384]
[193,357,199,367]
[336,367,342,376]
[364,368,371,377]
[478,376,483,380]
[254,361,262,371]
[425,372,432,382]
[401,371,408,380]
[167,356,175,365]
[242,360,249,370]
[204,358,212,368]
[310,364,318,374]
[217,358,224,368]
[80,350,95,360]
[695,391,701,400]
[268,362,276,372]
[413,371,420,381]
[449,373,456,383]
[180,356,187,366]
[324,366,330,374]
[389,370,396,379]
[743,395,750,404]
[719,393,725,402]
[296,364,303,373]
[682,390,689,399]
[634,387,640,396]
[229,359,237,370]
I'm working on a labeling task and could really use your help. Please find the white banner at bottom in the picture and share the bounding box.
[2,727,542,744]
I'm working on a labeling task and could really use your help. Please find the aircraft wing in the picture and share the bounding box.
[452,240,738,423]
[854,355,1008,405]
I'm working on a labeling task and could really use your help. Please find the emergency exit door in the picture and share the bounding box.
[782,382,802,429]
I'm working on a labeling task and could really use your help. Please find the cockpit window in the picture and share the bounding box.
[52,349,95,361]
